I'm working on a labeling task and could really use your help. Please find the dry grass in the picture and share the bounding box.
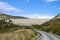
[0,29,38,40]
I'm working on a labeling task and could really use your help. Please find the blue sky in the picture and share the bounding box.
[0,0,60,19]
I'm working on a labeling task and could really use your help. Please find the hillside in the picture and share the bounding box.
[0,13,29,19]
[32,14,60,35]
[0,18,38,40]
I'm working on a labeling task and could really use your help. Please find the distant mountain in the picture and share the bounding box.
[0,13,29,19]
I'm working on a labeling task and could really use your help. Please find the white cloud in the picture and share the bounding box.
[44,0,58,3]
[21,14,54,19]
[0,2,22,12]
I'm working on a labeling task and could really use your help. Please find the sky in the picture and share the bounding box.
[0,0,60,19]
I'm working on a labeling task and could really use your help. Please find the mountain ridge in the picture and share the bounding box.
[0,13,29,19]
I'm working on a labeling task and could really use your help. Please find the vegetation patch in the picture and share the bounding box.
[0,29,38,40]
[32,18,60,36]
[0,20,39,40]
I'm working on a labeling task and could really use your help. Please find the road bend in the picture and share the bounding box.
[36,30,60,40]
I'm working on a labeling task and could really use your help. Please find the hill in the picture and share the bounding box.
[0,17,38,40]
[0,13,29,19]
[32,13,60,35]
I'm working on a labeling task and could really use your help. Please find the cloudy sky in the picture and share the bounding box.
[0,0,60,19]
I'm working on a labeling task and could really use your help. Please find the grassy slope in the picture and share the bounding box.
[0,29,38,40]
[0,20,38,40]
[32,18,60,36]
